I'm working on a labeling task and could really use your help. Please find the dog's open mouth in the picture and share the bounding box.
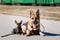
[31,24,38,29]
[33,24,36,28]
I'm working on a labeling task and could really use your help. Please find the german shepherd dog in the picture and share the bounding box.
[21,9,45,36]
[26,9,45,36]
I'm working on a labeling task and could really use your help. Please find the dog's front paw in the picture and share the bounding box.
[26,30,30,36]
[39,32,45,36]
[26,34,30,36]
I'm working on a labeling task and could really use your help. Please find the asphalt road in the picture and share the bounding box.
[0,14,60,40]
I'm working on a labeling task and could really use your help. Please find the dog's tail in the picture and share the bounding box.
[1,33,15,37]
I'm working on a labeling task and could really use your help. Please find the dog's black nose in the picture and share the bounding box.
[33,21,37,25]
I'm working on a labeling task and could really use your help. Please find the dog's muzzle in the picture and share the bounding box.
[31,24,38,29]
[32,21,38,28]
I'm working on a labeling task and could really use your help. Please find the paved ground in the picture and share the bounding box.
[0,14,60,40]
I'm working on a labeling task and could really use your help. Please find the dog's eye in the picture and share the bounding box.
[32,18,34,19]
[35,18,37,19]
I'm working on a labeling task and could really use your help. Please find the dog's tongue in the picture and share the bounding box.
[33,24,36,28]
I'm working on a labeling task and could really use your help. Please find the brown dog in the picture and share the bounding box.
[26,9,45,36]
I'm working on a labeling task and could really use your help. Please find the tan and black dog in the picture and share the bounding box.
[21,9,45,36]
[26,9,45,36]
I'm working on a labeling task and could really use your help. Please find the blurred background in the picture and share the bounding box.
[0,0,60,21]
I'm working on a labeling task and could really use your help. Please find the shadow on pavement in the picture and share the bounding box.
[44,32,60,36]
[24,32,60,37]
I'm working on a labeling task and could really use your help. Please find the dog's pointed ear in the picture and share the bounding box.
[15,20,19,25]
[36,9,40,19]
[36,9,40,16]
[19,20,23,24]
[30,10,34,17]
